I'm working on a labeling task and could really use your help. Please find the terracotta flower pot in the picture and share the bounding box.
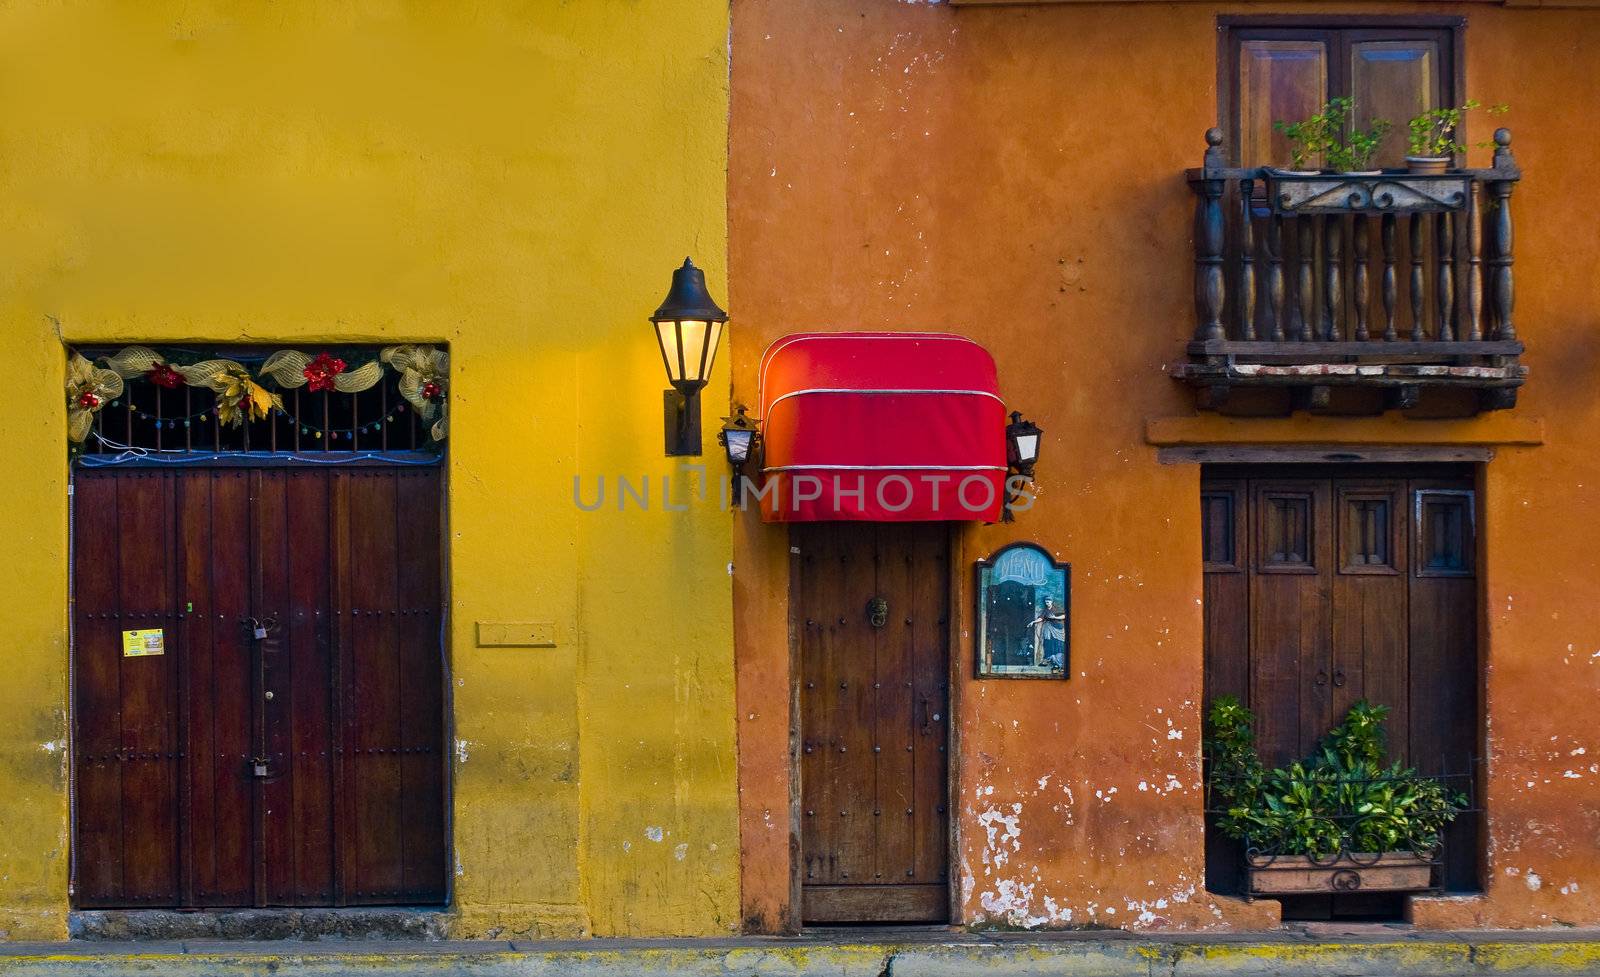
[1406,156,1451,175]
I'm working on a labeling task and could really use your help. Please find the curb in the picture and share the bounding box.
[2,939,1600,976]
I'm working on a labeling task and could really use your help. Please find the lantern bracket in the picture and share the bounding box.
[665,388,703,456]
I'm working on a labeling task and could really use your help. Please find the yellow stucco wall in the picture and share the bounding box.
[0,0,736,940]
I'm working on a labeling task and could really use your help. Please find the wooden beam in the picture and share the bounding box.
[1158,444,1495,465]
[1145,413,1545,447]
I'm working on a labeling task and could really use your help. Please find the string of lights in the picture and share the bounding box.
[81,431,440,467]
[103,398,412,440]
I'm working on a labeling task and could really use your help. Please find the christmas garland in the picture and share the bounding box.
[67,344,449,444]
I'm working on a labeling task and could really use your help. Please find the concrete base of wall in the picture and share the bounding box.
[68,909,449,942]
[4,930,1600,976]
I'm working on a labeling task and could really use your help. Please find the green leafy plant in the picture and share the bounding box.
[1206,697,1468,859]
[1407,100,1510,159]
[1273,98,1392,172]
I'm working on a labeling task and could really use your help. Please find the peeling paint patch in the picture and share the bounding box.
[454,739,471,763]
[645,826,665,843]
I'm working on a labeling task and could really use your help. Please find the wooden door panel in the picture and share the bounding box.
[181,471,255,906]
[1332,482,1409,740]
[335,469,447,905]
[1249,480,1332,765]
[1237,37,1330,167]
[872,525,920,887]
[796,522,949,923]
[72,472,183,907]
[1201,480,1248,897]
[904,527,950,891]
[395,470,447,901]
[283,471,338,905]
[1408,481,1478,891]
[257,470,339,906]
[113,473,182,904]
[339,470,405,904]
[1349,38,1442,169]
[798,523,875,887]
[72,472,132,906]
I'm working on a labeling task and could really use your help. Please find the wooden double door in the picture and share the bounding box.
[1202,467,1480,899]
[794,522,950,924]
[72,466,446,908]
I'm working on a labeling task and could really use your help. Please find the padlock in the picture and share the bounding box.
[254,625,268,640]
[252,758,269,777]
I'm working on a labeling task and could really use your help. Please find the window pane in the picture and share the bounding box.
[1351,40,1440,167]
[1239,39,1328,167]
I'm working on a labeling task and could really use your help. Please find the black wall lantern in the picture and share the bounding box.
[1006,410,1041,478]
[651,257,728,456]
[1002,410,1042,522]
[718,405,760,471]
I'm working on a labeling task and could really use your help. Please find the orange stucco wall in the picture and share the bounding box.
[730,0,1600,931]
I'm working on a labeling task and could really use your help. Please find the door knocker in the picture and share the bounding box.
[867,597,889,629]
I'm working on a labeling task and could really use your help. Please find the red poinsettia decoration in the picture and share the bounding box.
[147,362,184,389]
[303,352,347,393]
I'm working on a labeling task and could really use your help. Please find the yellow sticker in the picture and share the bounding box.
[121,628,165,658]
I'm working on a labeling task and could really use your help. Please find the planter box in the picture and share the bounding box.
[1261,170,1471,215]
[1247,852,1434,896]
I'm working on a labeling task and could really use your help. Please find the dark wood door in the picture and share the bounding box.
[72,466,446,908]
[795,522,949,924]
[1203,468,1479,902]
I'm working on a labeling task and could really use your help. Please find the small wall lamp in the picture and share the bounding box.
[718,405,760,472]
[651,257,729,456]
[1006,410,1042,478]
[1002,410,1042,522]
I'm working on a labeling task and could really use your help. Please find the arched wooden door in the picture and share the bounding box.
[71,466,446,908]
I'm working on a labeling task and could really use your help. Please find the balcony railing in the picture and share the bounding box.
[1176,128,1525,412]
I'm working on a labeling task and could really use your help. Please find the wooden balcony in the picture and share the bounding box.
[1175,128,1525,414]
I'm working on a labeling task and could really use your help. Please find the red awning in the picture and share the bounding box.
[756,332,1007,522]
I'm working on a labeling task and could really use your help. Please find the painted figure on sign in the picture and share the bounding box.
[1029,597,1067,671]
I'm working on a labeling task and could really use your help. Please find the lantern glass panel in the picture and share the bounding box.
[723,427,755,464]
[1013,432,1039,465]
[655,319,722,386]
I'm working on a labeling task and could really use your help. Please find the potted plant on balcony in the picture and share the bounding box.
[1406,99,1510,174]
[1206,696,1468,897]
[1273,97,1391,175]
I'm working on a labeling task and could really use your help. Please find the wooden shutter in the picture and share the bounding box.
[1225,21,1457,168]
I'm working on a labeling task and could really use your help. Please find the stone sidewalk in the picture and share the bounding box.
[4,928,1600,976]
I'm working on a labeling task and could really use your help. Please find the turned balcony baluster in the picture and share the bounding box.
[1380,214,1397,342]
[1436,211,1456,342]
[1488,129,1518,341]
[1409,215,1426,342]
[1193,128,1227,343]
[1295,216,1315,343]
[1353,215,1371,342]
[1265,214,1286,343]
[1180,128,1526,412]
[1239,177,1257,341]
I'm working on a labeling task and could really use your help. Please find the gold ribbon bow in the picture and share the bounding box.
[259,351,384,393]
[66,353,125,443]
[380,345,449,441]
[179,359,283,427]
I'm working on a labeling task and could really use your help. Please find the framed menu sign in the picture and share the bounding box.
[975,542,1069,679]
